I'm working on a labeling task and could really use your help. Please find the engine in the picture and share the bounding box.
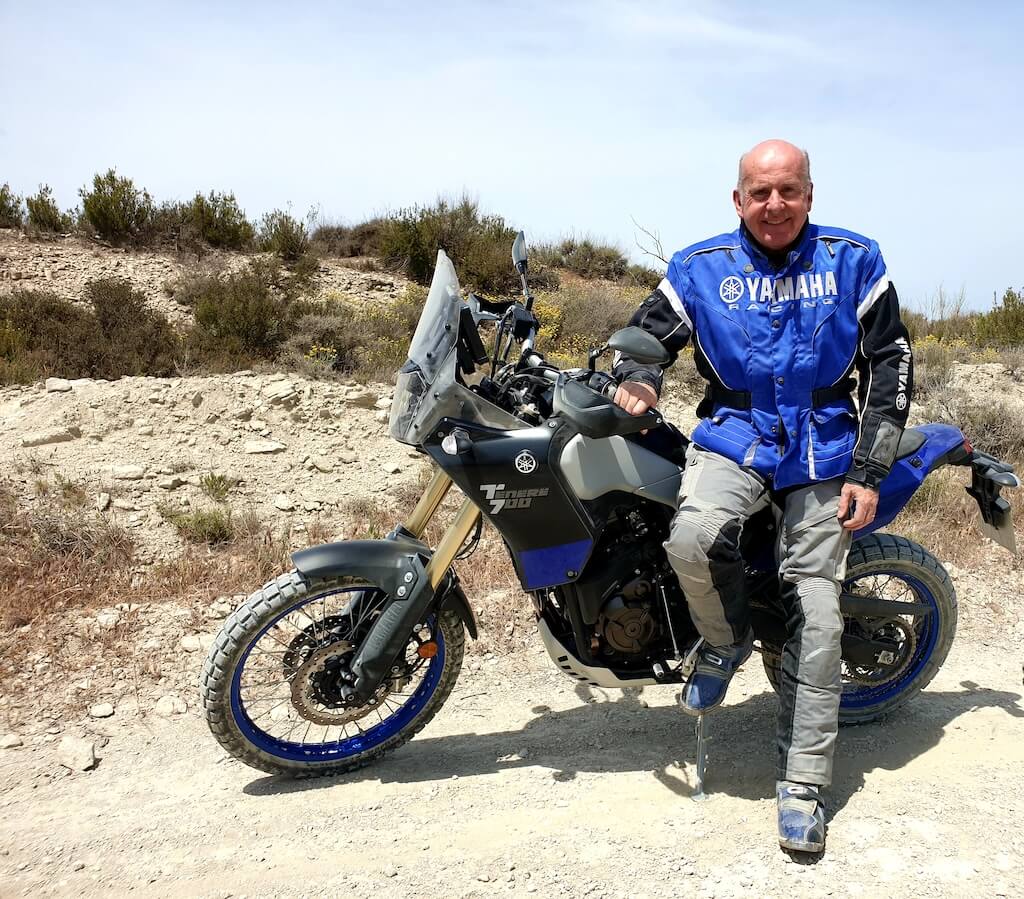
[554,504,684,664]
[596,576,659,654]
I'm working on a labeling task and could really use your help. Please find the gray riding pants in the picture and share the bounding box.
[664,444,851,786]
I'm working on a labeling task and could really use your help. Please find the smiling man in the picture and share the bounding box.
[612,139,914,853]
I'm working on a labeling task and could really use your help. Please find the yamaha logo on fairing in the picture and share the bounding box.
[514,451,537,474]
[479,483,549,515]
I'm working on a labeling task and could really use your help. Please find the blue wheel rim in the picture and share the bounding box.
[840,570,940,710]
[230,590,445,763]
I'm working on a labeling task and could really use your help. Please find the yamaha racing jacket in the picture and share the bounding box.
[614,223,914,490]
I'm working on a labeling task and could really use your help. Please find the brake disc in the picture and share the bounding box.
[289,641,394,725]
[845,617,918,686]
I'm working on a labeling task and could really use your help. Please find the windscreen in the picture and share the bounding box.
[389,250,524,446]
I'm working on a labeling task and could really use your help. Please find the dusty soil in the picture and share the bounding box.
[1,637,1023,899]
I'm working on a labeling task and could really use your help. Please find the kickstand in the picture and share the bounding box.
[692,712,709,801]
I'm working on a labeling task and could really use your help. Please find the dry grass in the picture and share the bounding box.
[888,466,1024,567]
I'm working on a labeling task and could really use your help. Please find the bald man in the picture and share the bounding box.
[614,140,913,853]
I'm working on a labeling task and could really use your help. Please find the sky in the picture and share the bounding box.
[2,0,1022,310]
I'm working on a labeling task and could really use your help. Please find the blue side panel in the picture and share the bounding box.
[856,423,965,538]
[519,539,594,590]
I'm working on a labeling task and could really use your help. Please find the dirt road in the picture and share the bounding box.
[2,636,1023,899]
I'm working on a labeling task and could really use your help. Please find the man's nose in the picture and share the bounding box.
[766,189,784,210]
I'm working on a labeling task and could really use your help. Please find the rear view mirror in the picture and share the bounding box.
[607,327,669,365]
[512,231,528,274]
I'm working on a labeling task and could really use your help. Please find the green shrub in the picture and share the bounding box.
[0,281,179,384]
[280,285,425,382]
[533,237,629,281]
[189,191,254,250]
[531,282,641,367]
[376,196,520,295]
[975,288,1024,345]
[199,472,234,501]
[312,219,385,257]
[258,208,310,262]
[625,263,662,291]
[25,184,74,234]
[0,183,24,228]
[80,169,153,244]
[84,279,180,376]
[185,260,290,368]
[160,505,235,545]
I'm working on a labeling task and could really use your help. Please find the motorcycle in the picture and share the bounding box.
[201,234,1019,777]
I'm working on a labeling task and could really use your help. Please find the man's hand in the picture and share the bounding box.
[613,381,658,416]
[838,483,879,531]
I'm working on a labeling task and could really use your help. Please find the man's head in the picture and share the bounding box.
[733,140,813,250]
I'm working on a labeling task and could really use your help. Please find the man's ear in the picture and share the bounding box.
[806,182,814,212]
[732,188,742,217]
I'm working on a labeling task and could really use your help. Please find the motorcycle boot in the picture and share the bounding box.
[679,631,753,715]
[776,781,826,852]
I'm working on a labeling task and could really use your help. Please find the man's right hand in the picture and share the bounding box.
[613,381,658,416]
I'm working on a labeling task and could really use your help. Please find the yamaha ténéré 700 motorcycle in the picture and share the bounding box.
[202,235,1019,777]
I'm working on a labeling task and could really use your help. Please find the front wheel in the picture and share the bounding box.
[201,571,464,776]
[762,533,957,725]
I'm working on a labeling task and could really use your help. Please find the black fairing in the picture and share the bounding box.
[424,418,599,591]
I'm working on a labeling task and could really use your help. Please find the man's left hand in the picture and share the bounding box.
[838,483,879,531]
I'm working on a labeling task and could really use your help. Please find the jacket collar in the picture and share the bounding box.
[738,221,814,272]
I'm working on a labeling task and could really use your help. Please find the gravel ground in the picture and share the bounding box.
[1,635,1023,898]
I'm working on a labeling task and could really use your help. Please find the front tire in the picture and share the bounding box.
[201,571,464,776]
[762,533,957,725]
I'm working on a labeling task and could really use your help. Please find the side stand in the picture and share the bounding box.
[693,712,709,801]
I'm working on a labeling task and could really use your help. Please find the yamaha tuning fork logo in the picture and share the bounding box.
[719,276,745,303]
[514,451,537,474]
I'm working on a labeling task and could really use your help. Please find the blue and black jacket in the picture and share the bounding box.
[614,222,914,490]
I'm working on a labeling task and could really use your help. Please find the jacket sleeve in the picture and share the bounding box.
[846,244,914,490]
[611,258,693,396]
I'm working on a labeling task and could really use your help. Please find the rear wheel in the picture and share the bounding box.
[762,533,957,725]
[201,571,464,776]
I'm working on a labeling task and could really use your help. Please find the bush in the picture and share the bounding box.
[0,183,24,228]
[185,260,290,368]
[160,505,235,545]
[85,279,180,376]
[25,184,74,234]
[312,218,384,257]
[531,282,641,367]
[80,169,153,244]
[533,237,630,281]
[258,208,310,262]
[189,191,254,250]
[975,288,1024,346]
[280,285,426,382]
[376,196,520,295]
[0,281,179,384]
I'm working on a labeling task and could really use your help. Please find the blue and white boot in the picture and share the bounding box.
[777,781,826,853]
[679,632,753,715]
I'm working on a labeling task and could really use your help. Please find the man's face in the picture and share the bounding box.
[733,150,813,250]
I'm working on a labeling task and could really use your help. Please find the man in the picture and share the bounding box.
[612,139,913,853]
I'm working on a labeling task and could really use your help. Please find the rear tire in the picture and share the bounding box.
[761,533,957,725]
[201,570,464,776]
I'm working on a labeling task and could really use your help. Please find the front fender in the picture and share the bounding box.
[291,537,428,598]
[290,537,479,640]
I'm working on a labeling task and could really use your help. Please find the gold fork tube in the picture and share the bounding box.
[403,467,453,539]
[424,499,482,589]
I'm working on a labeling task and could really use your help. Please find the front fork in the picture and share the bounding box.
[345,467,481,701]
[402,467,482,588]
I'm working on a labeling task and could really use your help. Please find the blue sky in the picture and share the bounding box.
[2,1,1022,310]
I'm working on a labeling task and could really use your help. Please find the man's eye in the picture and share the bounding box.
[751,190,769,201]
